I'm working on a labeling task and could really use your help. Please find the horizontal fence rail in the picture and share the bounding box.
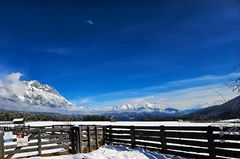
[0,125,72,159]
[105,125,240,159]
[1,124,240,159]
[0,125,104,159]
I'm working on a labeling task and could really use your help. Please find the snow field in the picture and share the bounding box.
[29,145,186,159]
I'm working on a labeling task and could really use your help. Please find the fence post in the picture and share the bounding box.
[207,126,215,159]
[102,126,106,145]
[70,126,79,154]
[79,126,82,153]
[109,125,112,144]
[52,125,54,135]
[37,129,42,156]
[76,126,80,154]
[160,125,166,153]
[130,126,136,149]
[87,126,91,152]
[0,131,4,159]
[95,125,99,149]
[70,126,75,154]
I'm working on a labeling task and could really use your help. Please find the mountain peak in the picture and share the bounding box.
[26,80,60,96]
[0,79,77,111]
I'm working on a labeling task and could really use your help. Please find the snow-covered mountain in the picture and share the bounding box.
[108,103,179,113]
[0,79,76,110]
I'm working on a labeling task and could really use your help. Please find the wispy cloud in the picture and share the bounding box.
[85,20,94,25]
[72,97,92,105]
[95,73,239,99]
[80,73,239,109]
[112,84,237,110]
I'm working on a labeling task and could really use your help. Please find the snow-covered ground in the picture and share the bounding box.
[30,145,186,159]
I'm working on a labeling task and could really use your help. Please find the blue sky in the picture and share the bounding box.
[0,0,240,108]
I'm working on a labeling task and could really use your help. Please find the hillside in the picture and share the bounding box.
[188,95,240,120]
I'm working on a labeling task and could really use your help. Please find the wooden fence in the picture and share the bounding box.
[70,125,104,153]
[105,125,240,159]
[0,125,104,159]
[1,124,240,159]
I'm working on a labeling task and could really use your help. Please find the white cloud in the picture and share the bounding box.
[0,72,26,97]
[71,97,92,105]
[119,84,237,110]
[85,73,240,109]
[85,20,94,25]
[98,73,239,100]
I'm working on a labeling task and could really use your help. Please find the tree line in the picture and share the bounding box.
[0,109,116,121]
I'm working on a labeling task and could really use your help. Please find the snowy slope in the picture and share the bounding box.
[22,80,76,109]
[0,79,76,110]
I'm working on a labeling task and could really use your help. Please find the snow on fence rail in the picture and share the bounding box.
[105,125,240,159]
[0,125,104,159]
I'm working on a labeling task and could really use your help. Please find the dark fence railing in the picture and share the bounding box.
[105,125,240,159]
[0,125,104,159]
[1,124,240,159]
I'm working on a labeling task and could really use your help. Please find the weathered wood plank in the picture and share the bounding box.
[106,134,131,139]
[130,126,135,149]
[166,138,208,147]
[38,129,42,156]
[4,139,60,149]
[215,148,240,158]
[134,130,160,137]
[165,126,208,131]
[214,141,240,149]
[0,131,4,159]
[160,126,166,153]
[4,148,39,155]
[165,131,207,139]
[79,126,82,153]
[165,150,209,159]
[111,138,131,144]
[167,145,209,153]
[41,134,69,139]
[95,126,99,149]
[207,126,215,158]
[213,133,240,140]
[135,140,161,148]
[135,136,161,142]
[87,126,91,152]
[106,129,131,134]
[106,125,131,129]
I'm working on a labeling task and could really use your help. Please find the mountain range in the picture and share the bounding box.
[0,79,186,114]
[0,79,239,120]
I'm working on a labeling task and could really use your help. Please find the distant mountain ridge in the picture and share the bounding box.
[112,103,165,112]
[188,95,240,120]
